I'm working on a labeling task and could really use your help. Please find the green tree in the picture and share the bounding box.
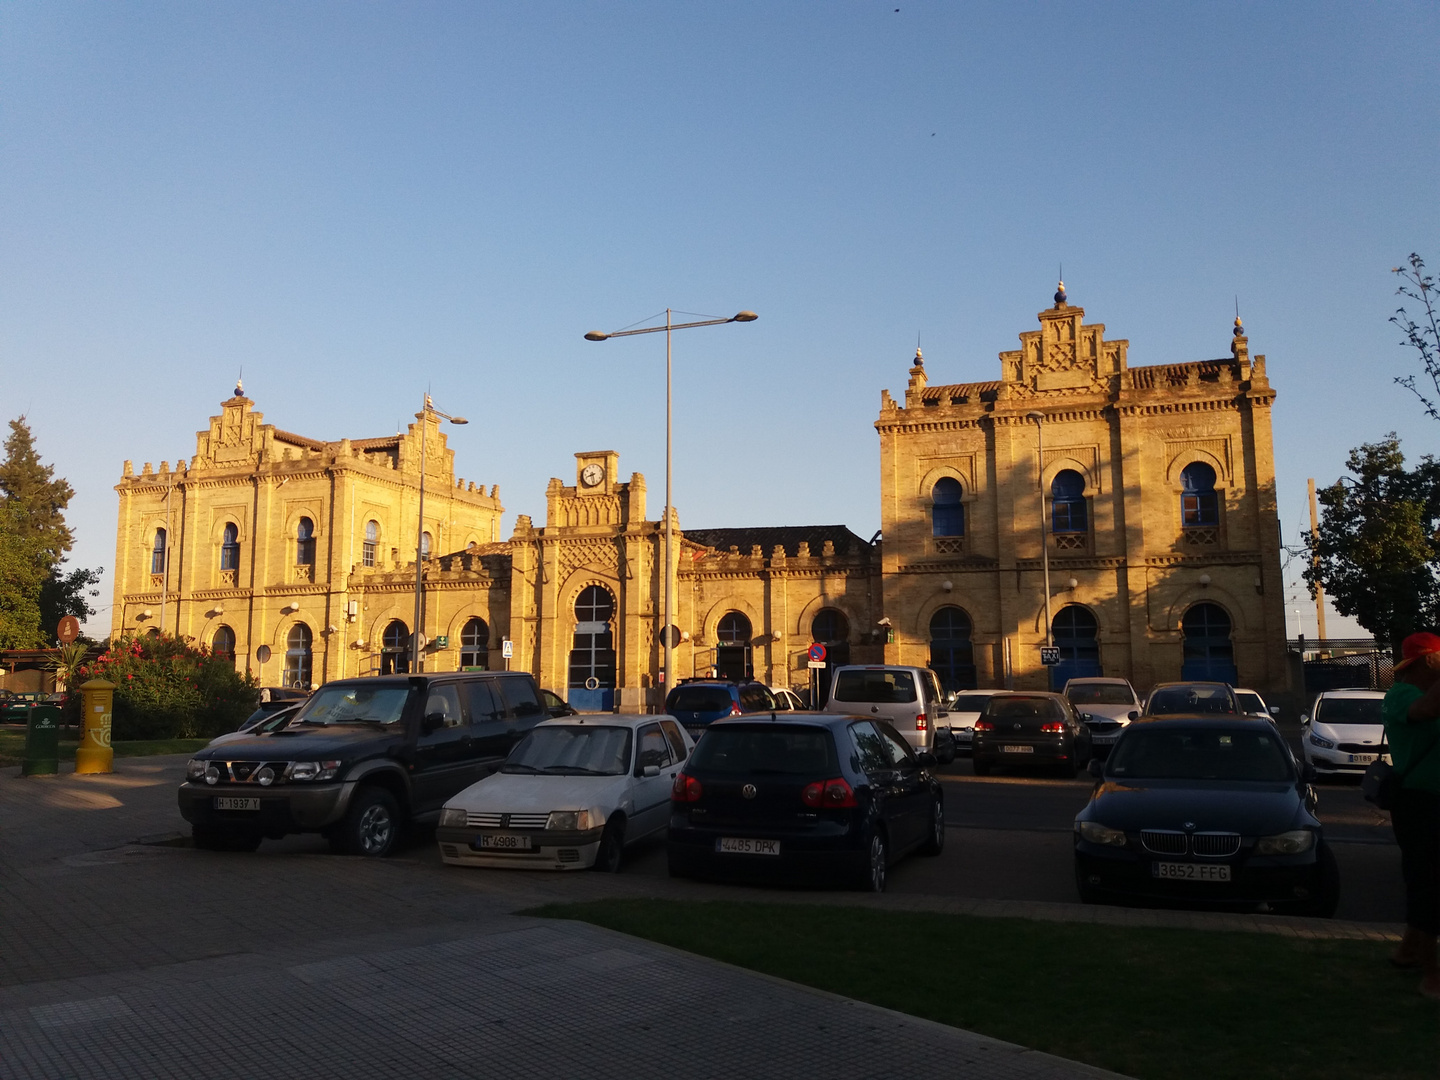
[1392,253,1440,422]
[1304,435,1440,649]
[0,416,75,564]
[0,503,46,648]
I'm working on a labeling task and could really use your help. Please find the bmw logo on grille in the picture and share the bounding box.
[1183,821,1196,831]
[742,784,758,799]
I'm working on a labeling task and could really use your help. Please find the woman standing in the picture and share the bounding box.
[1384,632,1440,998]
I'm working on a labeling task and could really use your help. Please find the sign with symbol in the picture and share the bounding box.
[57,615,80,644]
[502,639,513,659]
[1040,646,1062,666]
[807,643,827,663]
[433,635,448,649]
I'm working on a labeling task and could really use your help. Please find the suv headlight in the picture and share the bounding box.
[285,760,343,782]
[1077,820,1127,847]
[546,810,594,831]
[439,807,468,828]
[1255,830,1316,855]
[186,758,207,781]
[1308,731,1336,749]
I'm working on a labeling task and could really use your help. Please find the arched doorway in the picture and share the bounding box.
[569,585,616,711]
[380,619,410,675]
[929,607,976,692]
[284,624,312,690]
[211,625,236,667]
[1050,605,1101,689]
[810,608,849,705]
[715,611,754,683]
[459,617,489,670]
[1181,602,1238,685]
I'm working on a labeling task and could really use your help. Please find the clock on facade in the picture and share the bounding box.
[580,463,604,487]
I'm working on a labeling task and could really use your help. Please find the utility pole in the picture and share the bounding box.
[1307,478,1328,646]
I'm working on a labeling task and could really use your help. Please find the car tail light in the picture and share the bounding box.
[730,702,742,716]
[802,777,858,809]
[974,720,994,732]
[1040,722,1065,733]
[915,714,927,731]
[671,773,703,802]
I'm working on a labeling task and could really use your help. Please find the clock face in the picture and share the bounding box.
[580,463,604,488]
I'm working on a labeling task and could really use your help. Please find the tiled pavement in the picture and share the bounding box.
[0,757,1402,1078]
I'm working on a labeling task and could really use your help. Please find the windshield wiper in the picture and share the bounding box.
[541,765,610,775]
[501,763,540,774]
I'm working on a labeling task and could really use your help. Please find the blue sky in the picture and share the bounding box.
[3,2,1437,638]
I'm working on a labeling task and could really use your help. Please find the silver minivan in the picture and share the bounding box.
[823,665,954,761]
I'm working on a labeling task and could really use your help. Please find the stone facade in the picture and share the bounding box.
[109,288,1286,701]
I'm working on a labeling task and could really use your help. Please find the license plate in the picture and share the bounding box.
[1001,745,1034,754]
[716,837,781,856]
[1152,861,1231,882]
[476,834,532,850]
[1349,753,1377,764]
[214,797,259,811]
[1091,734,1118,744]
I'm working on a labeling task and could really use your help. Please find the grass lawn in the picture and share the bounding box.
[531,899,1438,1080]
[0,731,209,767]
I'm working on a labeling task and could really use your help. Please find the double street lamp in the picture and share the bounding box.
[413,394,467,671]
[584,309,758,698]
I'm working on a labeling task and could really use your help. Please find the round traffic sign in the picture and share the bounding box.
[255,645,272,664]
[807,642,827,663]
[57,615,80,644]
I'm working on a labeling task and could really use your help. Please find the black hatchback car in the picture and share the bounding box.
[971,692,1094,776]
[667,713,945,892]
[1073,716,1338,916]
[664,680,777,739]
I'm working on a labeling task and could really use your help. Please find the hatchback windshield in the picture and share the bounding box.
[1236,692,1266,714]
[503,725,633,776]
[667,686,734,713]
[950,693,995,713]
[688,726,838,776]
[1107,727,1293,782]
[1146,685,1238,716]
[1315,697,1384,725]
[298,684,410,725]
[1066,684,1135,706]
[832,670,917,704]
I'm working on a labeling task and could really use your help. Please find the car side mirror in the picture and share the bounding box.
[1299,714,1309,725]
[1088,758,1105,779]
[422,713,447,734]
[1080,713,1093,724]
[642,764,661,778]
[1128,711,1139,721]
[916,751,938,769]
[1268,706,1280,716]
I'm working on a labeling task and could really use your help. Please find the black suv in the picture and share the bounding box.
[178,672,550,856]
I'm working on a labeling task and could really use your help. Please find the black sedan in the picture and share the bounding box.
[1073,717,1338,917]
[971,692,1094,776]
[667,713,945,892]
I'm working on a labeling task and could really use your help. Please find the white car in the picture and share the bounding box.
[1234,688,1280,724]
[945,690,998,753]
[770,687,807,711]
[436,714,694,871]
[1301,689,1390,776]
[1061,677,1141,753]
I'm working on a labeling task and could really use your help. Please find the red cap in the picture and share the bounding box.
[1395,632,1440,672]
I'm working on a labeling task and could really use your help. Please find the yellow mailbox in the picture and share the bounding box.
[76,678,116,775]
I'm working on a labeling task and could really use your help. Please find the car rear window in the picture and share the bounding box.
[1315,697,1384,725]
[688,725,838,776]
[1107,727,1293,782]
[985,696,1058,719]
[667,686,735,713]
[738,685,777,711]
[832,670,917,704]
[1235,692,1265,714]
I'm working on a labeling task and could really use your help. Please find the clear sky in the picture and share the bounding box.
[3,2,1437,639]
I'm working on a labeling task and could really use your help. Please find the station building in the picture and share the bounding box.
[109,287,1286,705]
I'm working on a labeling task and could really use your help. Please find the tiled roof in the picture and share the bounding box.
[683,525,874,558]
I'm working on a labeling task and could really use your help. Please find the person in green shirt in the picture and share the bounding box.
[1383,632,1440,998]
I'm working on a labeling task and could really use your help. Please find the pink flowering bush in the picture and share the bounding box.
[79,634,258,740]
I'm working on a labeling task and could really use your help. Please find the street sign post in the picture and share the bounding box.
[807,643,827,663]
[1040,646,1062,666]
[57,616,80,644]
[502,638,513,671]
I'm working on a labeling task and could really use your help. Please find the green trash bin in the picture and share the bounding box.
[23,704,61,777]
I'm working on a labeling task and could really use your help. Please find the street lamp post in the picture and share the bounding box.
[1027,411,1053,649]
[412,394,467,671]
[584,309,758,701]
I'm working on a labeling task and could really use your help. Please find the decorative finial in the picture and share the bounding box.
[233,376,244,397]
[1233,315,1244,338]
[913,346,923,365]
[1054,279,1067,306]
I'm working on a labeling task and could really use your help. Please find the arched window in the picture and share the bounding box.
[284,623,312,689]
[931,477,965,538]
[219,523,240,572]
[296,517,315,566]
[151,528,167,575]
[420,531,432,559]
[380,619,410,675]
[460,617,489,670]
[569,586,616,709]
[716,611,754,682]
[1050,471,1088,534]
[1181,602,1237,684]
[929,607,976,691]
[211,625,236,665]
[363,520,378,568]
[1181,462,1220,528]
[811,609,848,645]
[1050,604,1101,689]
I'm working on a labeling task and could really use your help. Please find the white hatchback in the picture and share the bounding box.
[436,715,693,871]
[1301,689,1390,776]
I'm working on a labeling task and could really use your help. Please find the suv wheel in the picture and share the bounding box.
[340,787,401,857]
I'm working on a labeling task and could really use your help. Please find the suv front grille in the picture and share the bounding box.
[218,760,292,784]
[1336,742,1379,754]
[466,812,550,830]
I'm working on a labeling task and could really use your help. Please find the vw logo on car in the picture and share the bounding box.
[742,784,758,799]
